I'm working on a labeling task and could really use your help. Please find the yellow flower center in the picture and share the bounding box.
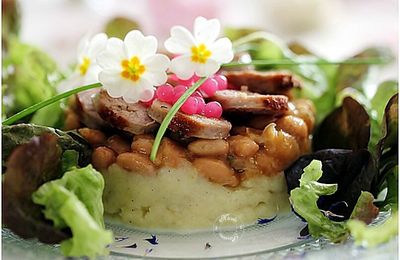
[120,56,146,82]
[79,57,91,75]
[191,43,212,64]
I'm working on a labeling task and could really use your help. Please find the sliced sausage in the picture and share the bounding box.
[209,90,289,115]
[75,89,107,128]
[224,70,300,95]
[148,100,232,139]
[94,90,158,135]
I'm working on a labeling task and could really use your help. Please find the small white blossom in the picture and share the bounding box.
[97,30,170,103]
[164,16,234,80]
[57,33,107,93]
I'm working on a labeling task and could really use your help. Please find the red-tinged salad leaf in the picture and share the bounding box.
[285,149,377,220]
[2,124,92,168]
[313,97,370,151]
[350,191,379,224]
[2,133,71,243]
[370,82,398,149]
[373,94,398,209]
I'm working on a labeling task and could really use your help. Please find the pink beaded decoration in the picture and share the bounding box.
[155,84,174,104]
[173,85,189,102]
[204,101,223,118]
[180,96,199,115]
[199,78,218,98]
[213,74,228,90]
[195,96,206,114]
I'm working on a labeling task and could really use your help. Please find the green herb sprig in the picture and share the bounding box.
[149,77,207,161]
[222,57,391,68]
[2,83,102,125]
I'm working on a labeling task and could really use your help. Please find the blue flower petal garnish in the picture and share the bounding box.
[144,235,159,245]
[257,216,276,225]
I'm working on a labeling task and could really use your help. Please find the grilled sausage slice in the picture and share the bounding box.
[148,100,232,139]
[94,90,158,134]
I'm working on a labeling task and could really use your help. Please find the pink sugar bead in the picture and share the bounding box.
[213,74,228,90]
[195,96,206,114]
[199,78,218,97]
[180,96,198,115]
[191,91,203,98]
[156,84,174,104]
[173,85,189,102]
[204,101,223,118]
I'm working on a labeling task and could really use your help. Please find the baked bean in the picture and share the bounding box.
[131,135,154,155]
[262,123,300,165]
[255,149,284,175]
[188,139,229,157]
[228,135,259,158]
[292,99,316,132]
[228,156,262,180]
[64,110,81,130]
[78,128,106,146]
[155,138,188,168]
[92,146,116,170]
[193,158,239,187]
[231,127,264,145]
[106,135,131,154]
[276,115,308,140]
[116,152,156,176]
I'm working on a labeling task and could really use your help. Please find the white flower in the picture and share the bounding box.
[97,30,170,103]
[57,33,108,93]
[164,16,234,80]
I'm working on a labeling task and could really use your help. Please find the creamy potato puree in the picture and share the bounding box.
[102,163,290,230]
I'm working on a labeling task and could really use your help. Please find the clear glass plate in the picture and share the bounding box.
[2,211,397,260]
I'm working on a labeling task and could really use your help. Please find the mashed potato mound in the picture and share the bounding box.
[102,163,290,230]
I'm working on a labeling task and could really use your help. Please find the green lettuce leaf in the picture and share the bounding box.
[290,160,349,243]
[347,211,398,247]
[32,165,112,258]
[2,37,63,124]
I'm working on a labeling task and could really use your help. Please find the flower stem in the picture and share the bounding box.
[222,57,391,68]
[150,77,207,162]
[2,82,102,125]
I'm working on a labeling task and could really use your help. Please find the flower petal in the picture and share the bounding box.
[140,54,170,86]
[122,77,152,103]
[77,34,90,60]
[194,17,220,45]
[164,26,196,54]
[209,37,234,64]
[87,33,108,58]
[143,54,170,72]
[170,55,196,80]
[194,60,219,77]
[97,38,125,70]
[139,87,155,102]
[124,30,157,59]
[99,70,127,97]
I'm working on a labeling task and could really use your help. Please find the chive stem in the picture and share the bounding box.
[2,82,102,125]
[150,77,207,161]
[222,57,390,68]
